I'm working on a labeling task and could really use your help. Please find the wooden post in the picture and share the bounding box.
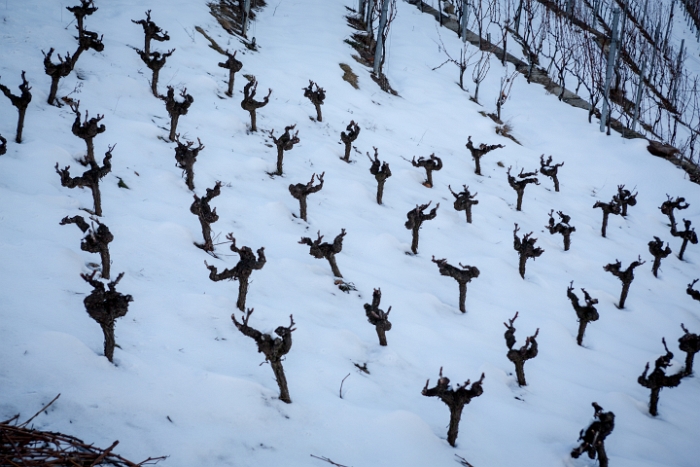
[600,8,620,133]
[632,60,646,132]
[373,0,390,75]
[242,0,251,37]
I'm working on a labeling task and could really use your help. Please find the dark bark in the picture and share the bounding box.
[218,50,242,97]
[465,136,504,176]
[659,195,689,227]
[432,257,480,313]
[67,0,97,38]
[55,145,113,217]
[539,154,563,192]
[513,224,544,279]
[603,257,645,309]
[205,233,266,311]
[270,124,300,175]
[411,154,442,188]
[638,338,684,416]
[0,135,6,156]
[405,201,439,255]
[364,288,392,346]
[69,101,105,162]
[448,185,478,224]
[616,184,638,217]
[422,368,485,447]
[42,48,73,106]
[571,402,615,467]
[232,309,295,403]
[303,80,325,122]
[190,181,221,252]
[688,279,700,303]
[161,87,193,142]
[71,29,104,68]
[648,236,672,277]
[679,323,700,376]
[503,312,539,386]
[567,282,599,346]
[137,48,174,98]
[60,215,113,279]
[289,172,323,222]
[0,71,32,143]
[132,10,170,56]
[671,219,698,260]
[545,210,575,251]
[593,197,622,238]
[341,121,361,162]
[368,147,391,204]
[174,135,205,191]
[81,271,132,363]
[299,229,346,278]
[507,167,539,211]
[241,78,271,132]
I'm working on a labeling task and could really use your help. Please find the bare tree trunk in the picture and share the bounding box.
[250,111,257,132]
[601,213,609,237]
[377,180,386,204]
[299,197,308,222]
[466,206,472,224]
[314,103,322,122]
[576,320,587,346]
[458,282,467,313]
[649,387,660,416]
[86,139,95,161]
[48,77,60,105]
[328,255,343,278]
[169,114,179,142]
[276,147,284,175]
[597,444,609,467]
[90,185,102,216]
[426,170,434,187]
[16,108,26,143]
[100,250,111,280]
[226,70,235,97]
[652,257,662,277]
[515,361,526,386]
[685,352,695,376]
[376,328,387,346]
[563,234,571,251]
[152,68,160,97]
[199,219,213,251]
[101,323,116,363]
[474,157,482,176]
[447,408,463,447]
[271,361,291,403]
[619,283,630,308]
[411,226,420,254]
[679,239,689,260]
[516,192,524,211]
[518,255,527,279]
[237,278,249,311]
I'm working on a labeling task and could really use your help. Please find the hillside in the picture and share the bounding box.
[1,1,699,466]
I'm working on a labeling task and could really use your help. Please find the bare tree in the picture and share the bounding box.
[638,338,684,416]
[71,29,104,68]
[270,124,300,176]
[570,403,615,467]
[507,166,539,211]
[539,155,563,192]
[545,210,575,251]
[411,154,443,188]
[205,234,266,311]
[241,77,271,132]
[69,100,105,162]
[0,134,6,155]
[670,219,698,260]
[289,173,324,222]
[688,279,700,303]
[303,80,325,122]
[448,185,478,224]
[364,288,392,346]
[603,256,645,309]
[299,229,346,278]
[659,195,689,227]
[679,323,700,376]
[174,135,204,191]
[232,309,296,403]
[55,145,113,217]
[161,87,193,142]
[81,271,132,363]
[593,196,621,238]
[67,0,97,38]
[0,71,32,143]
[218,50,242,98]
[616,185,638,217]
[405,201,439,255]
[190,181,221,252]
[131,10,170,56]
[465,136,504,176]
[368,147,391,205]
[421,368,485,447]
[513,223,544,279]
[471,51,491,104]
[503,312,539,386]
[60,215,113,279]
[42,48,73,106]
[136,48,175,98]
[495,68,518,121]
[567,281,599,346]
[340,121,360,163]
[431,256,480,313]
[648,236,672,277]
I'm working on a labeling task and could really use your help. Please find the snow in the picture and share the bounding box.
[1,0,699,466]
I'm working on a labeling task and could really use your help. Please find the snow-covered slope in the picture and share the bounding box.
[1,1,699,466]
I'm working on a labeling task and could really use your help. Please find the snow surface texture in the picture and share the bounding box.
[0,1,699,466]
